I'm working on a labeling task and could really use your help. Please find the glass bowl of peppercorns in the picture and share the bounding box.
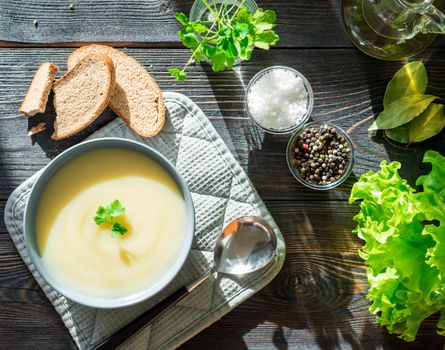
[286,122,354,190]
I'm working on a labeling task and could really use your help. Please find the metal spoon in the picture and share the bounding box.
[92,216,277,350]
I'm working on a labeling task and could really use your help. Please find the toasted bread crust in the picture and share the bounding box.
[67,45,165,137]
[19,62,59,117]
[52,54,115,140]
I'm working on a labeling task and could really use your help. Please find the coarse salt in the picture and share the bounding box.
[247,68,309,131]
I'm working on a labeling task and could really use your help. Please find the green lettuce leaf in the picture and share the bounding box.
[416,151,445,282]
[350,153,445,341]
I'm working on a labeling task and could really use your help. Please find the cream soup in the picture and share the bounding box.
[36,148,187,299]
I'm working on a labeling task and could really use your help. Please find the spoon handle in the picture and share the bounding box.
[91,271,212,350]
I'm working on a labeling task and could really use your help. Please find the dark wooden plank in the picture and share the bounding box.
[1,200,443,349]
[0,200,5,233]
[1,48,445,202]
[0,0,349,47]
[0,296,76,350]
[2,0,445,49]
[0,235,39,290]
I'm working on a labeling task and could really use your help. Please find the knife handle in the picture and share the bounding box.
[91,286,189,350]
[91,271,212,350]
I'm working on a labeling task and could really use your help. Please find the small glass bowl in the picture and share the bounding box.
[245,66,314,135]
[190,0,258,22]
[286,122,355,190]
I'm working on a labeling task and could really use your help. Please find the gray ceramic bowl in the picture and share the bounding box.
[23,138,195,309]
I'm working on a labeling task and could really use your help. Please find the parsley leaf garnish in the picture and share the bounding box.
[94,206,108,225]
[94,200,128,239]
[109,199,125,217]
[111,223,128,239]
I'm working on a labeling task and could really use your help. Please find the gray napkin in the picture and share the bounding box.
[4,92,286,350]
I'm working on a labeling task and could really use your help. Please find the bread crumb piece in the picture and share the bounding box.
[28,122,46,136]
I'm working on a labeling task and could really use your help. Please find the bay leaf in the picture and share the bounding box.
[408,103,445,143]
[369,94,437,131]
[383,61,428,108]
[385,124,410,143]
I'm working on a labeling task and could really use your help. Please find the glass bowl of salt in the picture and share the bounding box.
[246,66,314,134]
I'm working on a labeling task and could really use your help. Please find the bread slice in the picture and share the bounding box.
[52,54,115,140]
[19,62,59,117]
[67,45,165,137]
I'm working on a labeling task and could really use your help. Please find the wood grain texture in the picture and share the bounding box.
[1,48,445,201]
[1,47,445,349]
[1,0,444,49]
[0,0,352,47]
[0,287,76,350]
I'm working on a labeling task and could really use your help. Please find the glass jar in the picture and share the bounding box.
[286,122,355,190]
[190,0,258,23]
[341,0,437,60]
[246,66,314,135]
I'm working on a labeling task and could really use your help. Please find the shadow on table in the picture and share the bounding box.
[179,187,376,350]
[27,92,117,159]
[242,148,372,350]
[198,59,377,350]
[0,140,12,227]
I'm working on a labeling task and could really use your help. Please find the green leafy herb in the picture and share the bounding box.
[111,222,128,239]
[408,103,445,143]
[369,94,437,130]
[168,68,187,81]
[94,200,128,239]
[383,61,428,108]
[385,103,445,144]
[416,151,445,283]
[384,124,410,143]
[109,199,125,217]
[170,2,279,81]
[94,206,108,225]
[369,61,445,144]
[349,151,445,342]
[175,12,189,26]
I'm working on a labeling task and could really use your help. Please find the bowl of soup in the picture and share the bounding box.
[23,138,194,308]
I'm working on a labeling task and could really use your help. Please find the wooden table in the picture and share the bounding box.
[1,1,445,349]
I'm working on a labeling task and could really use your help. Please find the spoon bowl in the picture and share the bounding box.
[214,216,277,275]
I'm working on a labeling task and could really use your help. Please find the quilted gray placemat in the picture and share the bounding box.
[4,92,286,350]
